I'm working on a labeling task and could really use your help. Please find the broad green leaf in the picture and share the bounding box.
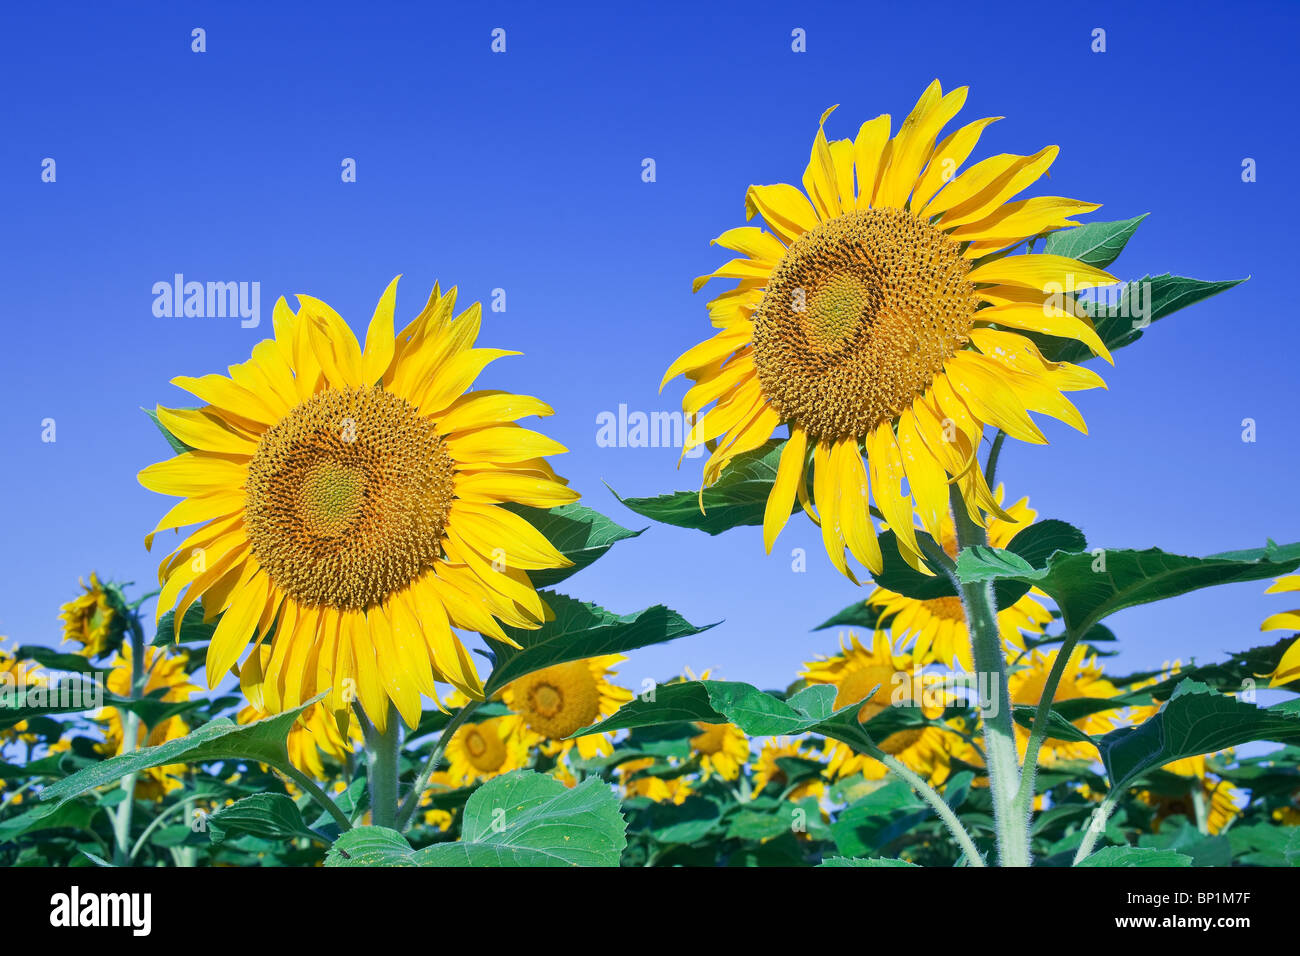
[814,600,890,633]
[39,694,325,805]
[327,771,626,867]
[484,593,713,695]
[11,645,110,674]
[1107,635,1300,698]
[956,540,1300,634]
[1097,680,1300,790]
[0,799,100,844]
[504,503,642,588]
[1075,846,1193,867]
[207,793,320,844]
[0,677,197,733]
[726,808,794,842]
[573,681,721,735]
[611,439,794,535]
[1042,214,1147,268]
[819,856,918,867]
[646,796,723,845]
[1045,274,1244,364]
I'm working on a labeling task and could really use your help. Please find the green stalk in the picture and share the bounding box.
[1073,790,1121,864]
[950,484,1029,867]
[395,701,480,830]
[111,614,146,866]
[853,728,985,866]
[1011,629,1082,832]
[360,704,402,829]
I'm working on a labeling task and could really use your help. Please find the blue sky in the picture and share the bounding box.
[1,0,1296,699]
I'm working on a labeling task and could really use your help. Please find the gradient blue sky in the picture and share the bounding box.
[2,0,1296,699]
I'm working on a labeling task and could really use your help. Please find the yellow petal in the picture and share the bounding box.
[762,428,808,553]
[361,275,400,385]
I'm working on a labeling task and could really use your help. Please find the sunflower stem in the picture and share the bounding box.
[395,701,480,831]
[950,484,1029,867]
[984,429,1007,488]
[852,728,984,866]
[1073,789,1122,864]
[360,704,402,830]
[1011,628,1082,835]
[111,611,146,867]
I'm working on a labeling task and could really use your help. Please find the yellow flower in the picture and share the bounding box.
[501,655,633,760]
[689,720,750,781]
[801,631,954,783]
[750,737,826,801]
[58,573,123,658]
[236,647,361,780]
[869,490,1051,669]
[443,715,529,787]
[1261,575,1300,686]
[663,81,1116,579]
[417,771,459,831]
[96,644,198,800]
[139,278,580,733]
[0,640,42,744]
[617,757,692,804]
[1007,646,1118,765]
[1142,754,1244,835]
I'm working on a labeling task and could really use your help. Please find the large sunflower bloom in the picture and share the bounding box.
[96,644,198,799]
[500,654,634,760]
[663,81,1116,578]
[801,631,955,783]
[869,488,1051,668]
[1261,575,1300,686]
[443,715,530,787]
[139,278,579,732]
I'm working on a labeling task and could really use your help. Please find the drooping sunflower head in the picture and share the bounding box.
[1261,575,1300,687]
[664,82,1118,580]
[1007,646,1117,764]
[58,573,125,659]
[139,277,580,733]
[97,644,198,799]
[501,654,633,760]
[868,489,1052,669]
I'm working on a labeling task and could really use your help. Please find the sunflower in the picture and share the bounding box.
[96,644,198,799]
[417,771,459,831]
[869,489,1052,669]
[663,81,1116,579]
[617,758,693,805]
[1006,646,1117,764]
[750,737,826,801]
[443,715,530,787]
[801,631,955,783]
[58,573,124,659]
[139,277,579,733]
[1141,754,1244,835]
[689,720,751,781]
[236,646,361,780]
[0,641,42,745]
[500,654,633,760]
[1261,575,1300,686]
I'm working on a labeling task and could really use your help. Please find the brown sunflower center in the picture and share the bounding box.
[244,386,456,609]
[750,207,977,442]
[513,661,601,740]
[924,595,967,622]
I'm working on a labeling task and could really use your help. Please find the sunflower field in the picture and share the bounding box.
[3,52,1299,884]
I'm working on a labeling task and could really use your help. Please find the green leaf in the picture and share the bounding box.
[1046,274,1245,364]
[0,676,197,733]
[142,406,193,454]
[207,793,320,844]
[1075,846,1193,867]
[819,856,919,867]
[814,600,890,633]
[957,539,1300,634]
[1097,680,1300,790]
[573,681,722,735]
[1011,705,1097,748]
[11,645,110,674]
[38,694,326,805]
[153,602,219,648]
[726,808,793,842]
[328,771,627,867]
[610,439,794,535]
[503,503,642,588]
[0,799,101,844]
[646,796,723,845]
[1042,214,1147,268]
[484,593,713,696]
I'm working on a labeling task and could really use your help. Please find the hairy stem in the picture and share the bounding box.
[1012,629,1083,832]
[951,484,1028,867]
[359,704,403,830]
[111,615,146,866]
